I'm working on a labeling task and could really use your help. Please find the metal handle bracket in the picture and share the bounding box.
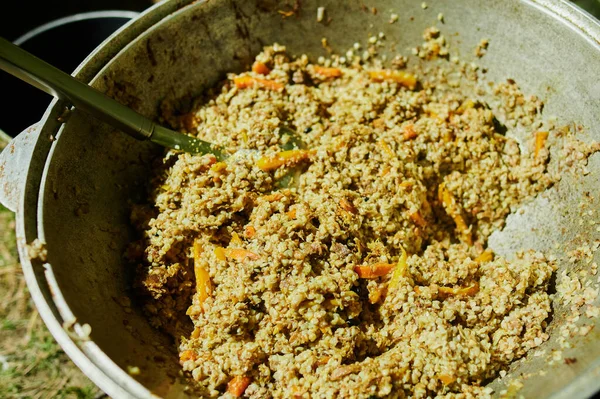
[0,124,41,212]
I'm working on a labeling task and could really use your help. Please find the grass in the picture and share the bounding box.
[0,139,102,398]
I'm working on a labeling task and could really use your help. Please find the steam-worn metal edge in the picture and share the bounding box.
[11,0,600,398]
[531,0,600,47]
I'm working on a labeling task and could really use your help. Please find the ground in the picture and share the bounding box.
[0,137,102,399]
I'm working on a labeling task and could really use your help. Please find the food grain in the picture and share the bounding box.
[128,36,596,398]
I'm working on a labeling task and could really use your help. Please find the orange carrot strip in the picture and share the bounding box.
[215,246,259,261]
[227,375,251,397]
[244,225,256,239]
[286,208,297,219]
[534,131,549,158]
[339,198,358,214]
[438,374,456,385]
[257,150,314,172]
[314,65,343,78]
[354,263,395,278]
[234,76,283,91]
[368,70,417,90]
[330,365,358,380]
[252,61,271,75]
[193,242,212,310]
[179,350,197,363]
[410,211,427,227]
[224,248,259,261]
[403,124,418,140]
[263,192,284,202]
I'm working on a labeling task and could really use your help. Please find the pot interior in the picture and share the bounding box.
[36,0,600,397]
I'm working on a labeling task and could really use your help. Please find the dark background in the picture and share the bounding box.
[0,0,152,40]
[0,0,154,136]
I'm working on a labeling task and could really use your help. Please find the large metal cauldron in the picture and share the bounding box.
[0,0,599,397]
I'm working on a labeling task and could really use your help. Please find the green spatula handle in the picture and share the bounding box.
[0,37,222,158]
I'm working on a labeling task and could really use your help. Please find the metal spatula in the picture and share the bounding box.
[0,37,225,160]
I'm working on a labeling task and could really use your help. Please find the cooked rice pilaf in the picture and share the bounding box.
[127,39,594,398]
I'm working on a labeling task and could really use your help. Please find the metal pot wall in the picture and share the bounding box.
[1,0,599,397]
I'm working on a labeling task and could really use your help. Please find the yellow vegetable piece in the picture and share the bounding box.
[475,249,494,263]
[193,242,213,310]
[225,248,259,261]
[179,349,197,363]
[215,246,259,262]
[227,375,251,398]
[534,131,549,158]
[368,70,417,90]
[191,326,201,339]
[263,192,284,202]
[368,286,384,304]
[354,263,395,278]
[410,211,427,227]
[313,65,343,78]
[438,182,472,245]
[210,162,227,173]
[257,149,314,172]
[388,245,409,291]
[214,246,226,261]
[286,208,297,219]
[230,232,243,247]
[438,374,456,385]
[252,61,271,75]
[378,139,395,157]
[456,99,475,114]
